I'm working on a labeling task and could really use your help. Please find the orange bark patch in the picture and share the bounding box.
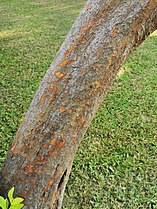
[43,144,49,148]
[24,165,34,173]
[112,25,118,37]
[48,178,55,186]
[49,138,57,145]
[53,85,58,94]
[58,58,70,68]
[77,118,86,127]
[85,3,92,9]
[10,141,16,152]
[31,180,36,186]
[54,71,65,78]
[110,1,120,9]
[38,94,45,106]
[64,44,74,55]
[69,108,73,114]
[47,85,58,94]
[82,25,90,34]
[71,137,76,141]
[48,139,65,154]
[22,190,31,199]
[56,139,66,152]
[72,130,78,135]
[59,105,66,113]
[119,38,128,49]
[77,23,92,43]
[36,155,46,164]
[102,6,108,14]
[133,22,142,33]
[48,150,53,155]
[93,80,101,89]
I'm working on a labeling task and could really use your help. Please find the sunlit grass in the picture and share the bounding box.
[150,30,157,36]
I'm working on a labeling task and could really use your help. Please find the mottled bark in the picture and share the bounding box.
[0,0,157,208]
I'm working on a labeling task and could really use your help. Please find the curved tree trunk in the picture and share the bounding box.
[0,0,157,208]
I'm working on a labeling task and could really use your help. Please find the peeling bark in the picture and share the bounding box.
[0,0,157,208]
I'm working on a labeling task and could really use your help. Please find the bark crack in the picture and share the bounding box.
[57,169,67,190]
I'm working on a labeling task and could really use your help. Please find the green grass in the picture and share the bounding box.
[0,1,157,208]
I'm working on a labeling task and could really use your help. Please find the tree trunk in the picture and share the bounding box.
[0,0,156,208]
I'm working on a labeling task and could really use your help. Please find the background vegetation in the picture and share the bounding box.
[0,0,157,208]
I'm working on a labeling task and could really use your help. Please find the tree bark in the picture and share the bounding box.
[0,0,157,208]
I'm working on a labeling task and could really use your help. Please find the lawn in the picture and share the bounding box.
[0,0,157,208]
